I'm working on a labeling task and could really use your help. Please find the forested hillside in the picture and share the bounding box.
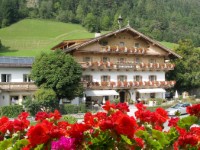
[0,0,200,46]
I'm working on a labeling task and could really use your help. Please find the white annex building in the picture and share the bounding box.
[0,26,181,106]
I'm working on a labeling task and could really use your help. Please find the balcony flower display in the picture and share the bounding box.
[0,103,200,149]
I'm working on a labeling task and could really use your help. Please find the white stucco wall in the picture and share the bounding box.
[0,68,31,82]
[83,70,165,82]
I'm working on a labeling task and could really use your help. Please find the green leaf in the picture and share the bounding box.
[178,116,198,130]
[0,139,12,150]
[120,135,133,145]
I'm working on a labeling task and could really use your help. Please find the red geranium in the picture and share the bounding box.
[35,111,49,122]
[168,117,180,127]
[102,101,116,111]
[116,102,130,113]
[27,123,50,147]
[187,103,200,118]
[49,109,62,121]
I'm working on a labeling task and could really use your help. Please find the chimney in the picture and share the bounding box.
[95,27,101,37]
[95,32,101,37]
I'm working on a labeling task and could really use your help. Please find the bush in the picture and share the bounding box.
[34,88,57,101]
[0,105,23,118]
[60,104,86,114]
[23,98,59,116]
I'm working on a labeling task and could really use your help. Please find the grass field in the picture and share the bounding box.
[0,19,178,57]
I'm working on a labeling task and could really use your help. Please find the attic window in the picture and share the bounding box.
[119,42,124,47]
[99,40,108,46]
[134,43,140,48]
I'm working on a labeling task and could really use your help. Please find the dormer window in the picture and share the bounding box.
[134,43,140,48]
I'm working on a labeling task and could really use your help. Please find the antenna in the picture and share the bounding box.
[117,15,123,29]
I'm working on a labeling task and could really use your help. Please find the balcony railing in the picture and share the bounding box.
[82,81,176,90]
[0,82,37,91]
[80,62,175,71]
[101,46,148,54]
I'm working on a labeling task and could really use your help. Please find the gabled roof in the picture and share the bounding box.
[52,26,181,58]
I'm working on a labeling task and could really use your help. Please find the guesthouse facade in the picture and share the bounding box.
[52,26,181,105]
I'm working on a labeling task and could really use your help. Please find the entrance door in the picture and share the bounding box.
[119,91,125,103]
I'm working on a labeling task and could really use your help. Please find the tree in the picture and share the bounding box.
[34,88,56,101]
[166,39,200,93]
[83,13,97,32]
[31,50,83,100]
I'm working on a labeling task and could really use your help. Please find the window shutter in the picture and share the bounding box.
[90,75,93,82]
[134,76,136,81]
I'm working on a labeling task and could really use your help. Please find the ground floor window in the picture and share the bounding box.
[10,96,19,105]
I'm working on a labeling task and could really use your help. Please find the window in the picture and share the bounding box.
[119,58,125,63]
[83,75,93,82]
[119,42,125,47]
[149,58,156,63]
[134,43,140,48]
[102,57,110,62]
[135,57,141,64]
[1,74,11,82]
[101,75,110,82]
[83,57,92,62]
[10,96,19,105]
[134,75,142,81]
[23,74,31,82]
[118,75,127,82]
[149,75,157,81]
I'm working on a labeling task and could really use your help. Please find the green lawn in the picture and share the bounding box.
[0,19,178,57]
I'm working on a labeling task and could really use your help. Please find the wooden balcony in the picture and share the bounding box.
[101,46,148,55]
[0,82,37,91]
[82,81,176,90]
[80,62,175,71]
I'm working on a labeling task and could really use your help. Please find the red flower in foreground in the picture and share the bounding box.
[35,111,49,122]
[27,124,50,147]
[49,110,62,121]
[116,102,130,113]
[102,101,116,111]
[168,117,180,127]
[187,103,200,118]
[114,112,138,139]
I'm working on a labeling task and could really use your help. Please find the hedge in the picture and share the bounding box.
[0,105,24,118]
[60,104,86,114]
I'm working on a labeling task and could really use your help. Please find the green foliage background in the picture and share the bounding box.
[0,0,200,46]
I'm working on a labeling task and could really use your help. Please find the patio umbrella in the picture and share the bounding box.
[175,90,179,99]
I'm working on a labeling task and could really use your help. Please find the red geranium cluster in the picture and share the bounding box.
[187,103,200,118]
[0,112,30,140]
[0,102,199,150]
[135,103,168,130]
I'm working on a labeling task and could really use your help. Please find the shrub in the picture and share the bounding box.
[23,98,59,116]
[34,88,57,101]
[0,105,23,118]
[60,103,86,114]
